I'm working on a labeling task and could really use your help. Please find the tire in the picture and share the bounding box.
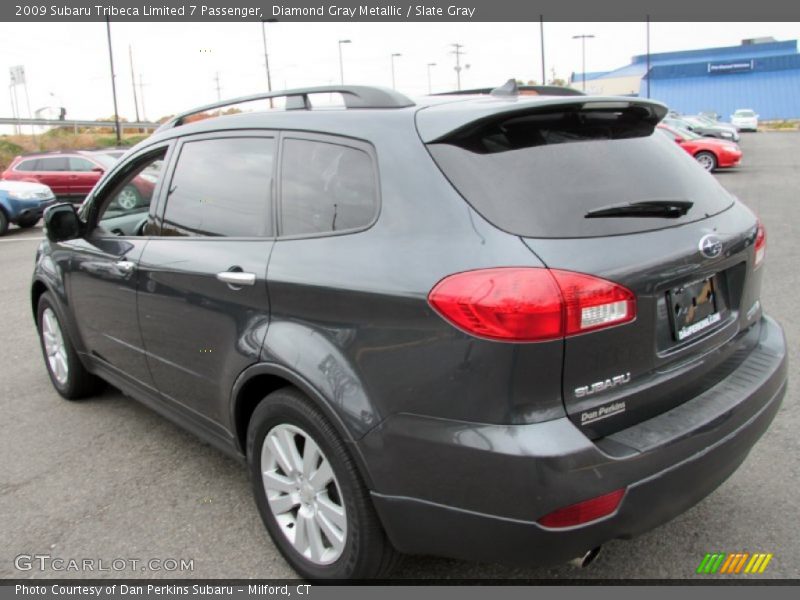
[116,185,142,210]
[695,151,718,172]
[36,292,103,400]
[0,209,8,236]
[17,216,39,228]
[247,387,398,579]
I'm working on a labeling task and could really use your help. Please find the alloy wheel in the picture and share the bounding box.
[42,307,69,385]
[261,423,347,565]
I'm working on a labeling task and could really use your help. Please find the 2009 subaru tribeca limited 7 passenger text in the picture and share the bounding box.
[33,83,787,579]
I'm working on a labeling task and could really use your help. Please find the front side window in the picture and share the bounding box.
[15,159,39,172]
[280,138,378,236]
[96,150,166,236]
[69,157,97,172]
[161,137,275,237]
[38,157,69,171]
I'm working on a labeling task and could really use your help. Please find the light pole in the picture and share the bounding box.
[426,62,436,94]
[338,39,351,85]
[390,53,401,89]
[572,34,595,92]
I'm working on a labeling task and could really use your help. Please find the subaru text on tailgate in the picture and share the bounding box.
[32,83,787,579]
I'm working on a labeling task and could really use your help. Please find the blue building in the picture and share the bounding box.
[571,39,800,120]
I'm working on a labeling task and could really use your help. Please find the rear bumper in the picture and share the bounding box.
[362,315,787,566]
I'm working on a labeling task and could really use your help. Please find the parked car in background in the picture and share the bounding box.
[657,124,742,171]
[0,180,55,235]
[731,109,759,132]
[2,150,151,208]
[692,114,739,139]
[664,115,738,142]
[699,111,721,121]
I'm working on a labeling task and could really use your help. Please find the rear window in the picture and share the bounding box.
[427,107,734,238]
[735,110,755,117]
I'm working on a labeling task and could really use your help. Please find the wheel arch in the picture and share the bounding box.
[230,363,376,489]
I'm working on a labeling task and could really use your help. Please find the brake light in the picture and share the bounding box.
[754,219,766,268]
[537,489,626,528]
[428,268,636,342]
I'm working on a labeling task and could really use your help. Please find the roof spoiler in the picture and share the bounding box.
[433,80,586,97]
[156,85,415,132]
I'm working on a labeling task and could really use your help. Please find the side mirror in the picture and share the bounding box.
[674,136,682,143]
[44,203,83,242]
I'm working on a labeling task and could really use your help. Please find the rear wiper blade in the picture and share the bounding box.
[585,200,694,219]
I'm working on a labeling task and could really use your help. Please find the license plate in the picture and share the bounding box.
[669,276,721,341]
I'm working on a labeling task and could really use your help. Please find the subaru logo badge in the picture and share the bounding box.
[699,234,723,259]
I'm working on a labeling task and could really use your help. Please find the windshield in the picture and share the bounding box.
[735,110,756,117]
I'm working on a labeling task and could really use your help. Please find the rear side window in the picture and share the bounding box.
[427,106,734,238]
[280,138,377,236]
[38,157,69,171]
[161,137,275,237]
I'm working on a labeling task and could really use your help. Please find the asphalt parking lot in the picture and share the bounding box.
[1,131,798,580]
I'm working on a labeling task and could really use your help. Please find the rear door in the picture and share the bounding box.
[137,132,276,434]
[423,100,762,437]
[33,156,71,195]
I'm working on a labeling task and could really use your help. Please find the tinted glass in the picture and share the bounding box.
[428,111,734,238]
[162,137,274,237]
[281,139,377,236]
[69,157,96,171]
[38,157,69,171]
[15,159,39,171]
[736,110,755,117]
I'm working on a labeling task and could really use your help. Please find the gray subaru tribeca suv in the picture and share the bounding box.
[34,84,787,579]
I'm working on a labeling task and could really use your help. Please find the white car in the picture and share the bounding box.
[731,109,759,132]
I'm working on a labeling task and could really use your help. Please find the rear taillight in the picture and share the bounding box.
[537,489,626,528]
[754,219,766,269]
[427,268,636,342]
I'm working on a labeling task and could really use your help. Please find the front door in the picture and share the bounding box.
[66,146,170,389]
[137,133,276,431]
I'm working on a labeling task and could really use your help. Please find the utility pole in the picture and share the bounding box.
[572,34,595,92]
[214,72,222,101]
[129,45,140,124]
[451,43,465,90]
[390,53,401,89]
[540,16,546,85]
[138,74,147,121]
[338,39,352,85]
[646,16,651,98]
[105,17,122,145]
[426,62,436,94]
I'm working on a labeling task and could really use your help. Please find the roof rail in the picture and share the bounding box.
[157,85,415,132]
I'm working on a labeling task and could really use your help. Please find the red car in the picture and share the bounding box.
[657,124,742,172]
[1,150,153,207]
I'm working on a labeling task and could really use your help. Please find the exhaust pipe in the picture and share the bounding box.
[570,546,602,568]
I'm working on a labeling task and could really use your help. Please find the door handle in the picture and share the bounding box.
[216,271,256,287]
[115,260,136,274]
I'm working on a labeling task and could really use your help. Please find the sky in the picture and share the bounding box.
[1,21,799,122]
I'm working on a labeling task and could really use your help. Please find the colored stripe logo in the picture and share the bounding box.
[696,552,773,574]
